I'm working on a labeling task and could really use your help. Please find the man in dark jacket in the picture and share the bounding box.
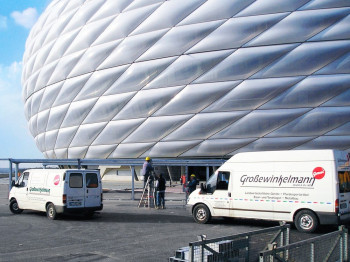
[187,174,198,194]
[155,173,166,209]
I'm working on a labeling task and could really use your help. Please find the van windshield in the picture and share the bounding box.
[206,173,217,193]
[339,171,350,193]
[17,172,29,187]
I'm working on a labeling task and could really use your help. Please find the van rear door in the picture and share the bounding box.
[66,172,85,209]
[85,172,101,207]
[338,170,350,216]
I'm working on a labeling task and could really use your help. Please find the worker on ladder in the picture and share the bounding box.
[142,157,154,189]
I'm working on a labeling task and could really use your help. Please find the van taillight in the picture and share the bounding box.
[335,199,339,214]
[63,194,67,204]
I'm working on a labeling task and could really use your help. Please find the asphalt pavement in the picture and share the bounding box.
[0,180,340,262]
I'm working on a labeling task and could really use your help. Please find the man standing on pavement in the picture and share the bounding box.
[142,157,154,188]
[155,173,166,209]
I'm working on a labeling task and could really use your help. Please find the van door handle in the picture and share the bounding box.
[87,189,89,193]
[228,192,231,197]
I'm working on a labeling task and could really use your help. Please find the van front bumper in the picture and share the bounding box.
[186,204,193,215]
[56,204,103,214]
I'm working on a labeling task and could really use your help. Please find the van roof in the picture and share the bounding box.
[228,149,341,163]
[23,169,99,173]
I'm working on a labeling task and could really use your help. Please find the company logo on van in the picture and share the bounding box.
[53,175,60,185]
[29,187,50,194]
[312,167,325,180]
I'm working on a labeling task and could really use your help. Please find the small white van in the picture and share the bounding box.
[9,169,103,219]
[187,150,350,232]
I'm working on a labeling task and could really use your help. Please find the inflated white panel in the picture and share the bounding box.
[123,115,193,143]
[92,118,145,145]
[154,81,238,116]
[204,77,303,112]
[60,98,98,128]
[110,142,155,158]
[115,86,183,120]
[246,9,350,46]
[83,91,136,124]
[69,122,107,147]
[85,145,117,159]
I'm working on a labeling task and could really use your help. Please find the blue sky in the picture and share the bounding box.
[0,0,51,161]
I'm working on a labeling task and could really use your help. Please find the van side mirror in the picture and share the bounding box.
[11,181,15,187]
[200,183,206,194]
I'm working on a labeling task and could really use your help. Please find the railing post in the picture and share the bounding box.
[246,235,250,261]
[344,226,348,262]
[201,242,204,262]
[15,163,19,182]
[185,166,188,203]
[189,243,194,262]
[131,166,135,200]
[310,243,314,262]
[8,159,13,192]
[338,225,348,262]
[259,252,264,262]
[206,166,209,181]
[285,224,290,260]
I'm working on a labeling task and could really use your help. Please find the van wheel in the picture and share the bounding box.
[9,199,23,214]
[46,203,57,220]
[295,210,318,233]
[193,204,211,224]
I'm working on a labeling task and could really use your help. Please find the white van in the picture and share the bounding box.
[187,150,350,232]
[9,169,103,220]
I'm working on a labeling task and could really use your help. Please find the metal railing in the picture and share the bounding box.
[170,224,290,262]
[259,226,348,262]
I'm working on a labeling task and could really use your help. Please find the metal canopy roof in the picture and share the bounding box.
[7,158,226,167]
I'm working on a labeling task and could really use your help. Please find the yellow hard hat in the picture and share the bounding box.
[191,174,196,177]
[145,156,151,161]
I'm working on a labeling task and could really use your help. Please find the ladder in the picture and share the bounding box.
[138,176,155,208]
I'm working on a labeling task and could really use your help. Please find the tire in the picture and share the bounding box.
[294,210,318,233]
[46,203,57,220]
[9,199,23,214]
[193,204,211,224]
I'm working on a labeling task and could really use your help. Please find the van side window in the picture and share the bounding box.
[86,173,98,188]
[69,173,83,188]
[339,171,350,193]
[217,171,230,190]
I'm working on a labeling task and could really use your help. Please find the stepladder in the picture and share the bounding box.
[138,175,155,208]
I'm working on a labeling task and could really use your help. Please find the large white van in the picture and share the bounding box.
[187,150,350,232]
[9,169,103,219]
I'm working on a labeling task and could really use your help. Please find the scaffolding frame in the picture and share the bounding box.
[4,158,226,200]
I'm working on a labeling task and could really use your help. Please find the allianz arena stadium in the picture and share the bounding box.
[22,0,350,159]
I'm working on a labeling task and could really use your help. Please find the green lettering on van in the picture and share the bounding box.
[29,187,50,194]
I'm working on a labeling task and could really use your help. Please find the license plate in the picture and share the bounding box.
[69,201,82,207]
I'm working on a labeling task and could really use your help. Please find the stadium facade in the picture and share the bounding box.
[22,0,350,159]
